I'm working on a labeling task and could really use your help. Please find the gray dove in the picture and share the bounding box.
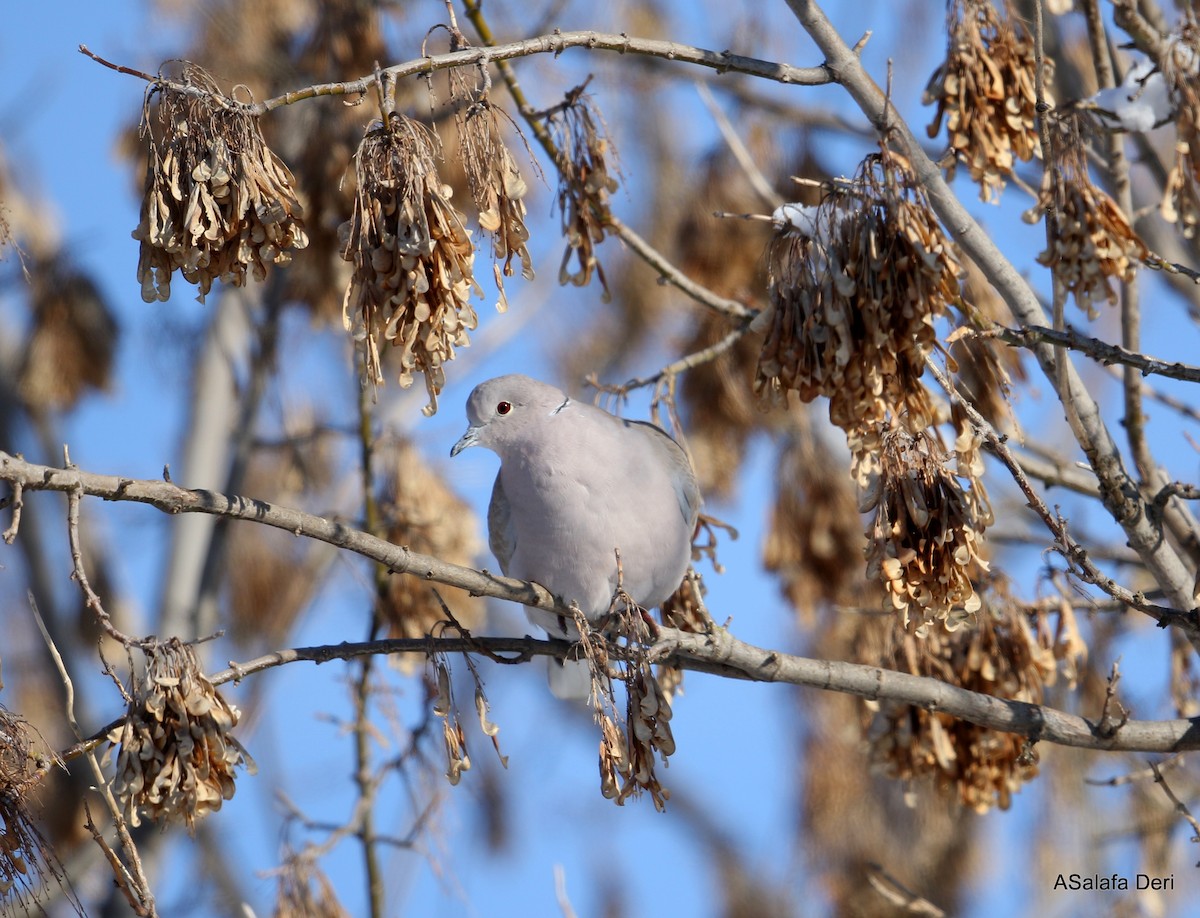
[451,374,701,698]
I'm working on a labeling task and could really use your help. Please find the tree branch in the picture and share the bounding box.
[80,32,830,115]
[979,323,1200,384]
[0,450,558,614]
[51,630,1200,757]
[11,450,1200,758]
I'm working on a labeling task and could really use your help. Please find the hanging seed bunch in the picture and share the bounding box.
[924,0,1048,203]
[430,656,471,785]
[856,425,990,635]
[949,259,1026,432]
[450,63,534,308]
[282,0,392,321]
[133,65,308,303]
[679,312,766,498]
[18,257,118,412]
[110,639,255,830]
[0,708,77,914]
[587,602,675,811]
[764,431,866,619]
[340,116,481,416]
[856,585,1065,812]
[1159,21,1200,235]
[1026,115,1147,318]
[379,440,483,671]
[757,148,961,434]
[272,850,351,918]
[546,86,620,298]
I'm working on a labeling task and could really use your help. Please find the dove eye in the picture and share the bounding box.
[496,401,513,416]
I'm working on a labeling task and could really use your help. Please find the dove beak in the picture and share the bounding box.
[450,426,481,457]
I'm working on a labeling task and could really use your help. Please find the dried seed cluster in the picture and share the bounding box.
[431,656,472,786]
[1028,117,1147,318]
[111,639,255,829]
[133,66,308,303]
[547,89,620,298]
[764,431,865,618]
[18,258,118,412]
[380,441,483,670]
[679,312,766,498]
[340,117,481,416]
[949,259,1025,432]
[599,668,675,811]
[1159,23,1200,234]
[0,708,73,913]
[924,0,1048,202]
[451,66,534,307]
[430,654,507,788]
[568,600,676,811]
[856,426,991,634]
[272,851,351,918]
[857,584,1078,812]
[757,150,961,434]
[656,571,712,700]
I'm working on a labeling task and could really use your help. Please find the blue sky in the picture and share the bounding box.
[5,2,1200,917]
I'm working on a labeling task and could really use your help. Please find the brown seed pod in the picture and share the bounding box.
[924,0,1049,202]
[132,64,308,303]
[763,429,865,619]
[757,148,960,435]
[110,639,255,830]
[855,579,1076,812]
[18,257,118,412]
[1161,20,1200,235]
[378,440,484,668]
[339,115,482,416]
[0,707,80,914]
[1027,114,1147,317]
[450,59,534,306]
[854,425,990,635]
[546,86,620,299]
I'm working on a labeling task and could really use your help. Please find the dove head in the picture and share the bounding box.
[450,375,569,458]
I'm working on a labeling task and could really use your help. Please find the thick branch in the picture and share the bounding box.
[175,633,1200,754]
[81,33,829,115]
[982,324,1200,384]
[13,450,1200,757]
[0,450,559,615]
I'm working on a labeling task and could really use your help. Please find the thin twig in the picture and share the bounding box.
[80,32,831,116]
[1149,759,1200,854]
[66,484,141,647]
[605,216,755,320]
[977,323,1200,383]
[1086,753,1185,786]
[694,81,782,209]
[596,320,752,397]
[352,345,385,918]
[865,863,945,917]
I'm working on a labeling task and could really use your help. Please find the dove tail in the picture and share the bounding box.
[547,657,593,702]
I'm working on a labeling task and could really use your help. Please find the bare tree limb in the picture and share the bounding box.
[80,31,831,115]
[11,450,1200,758]
[45,629,1200,756]
[978,323,1200,384]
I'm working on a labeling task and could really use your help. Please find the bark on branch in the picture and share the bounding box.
[5,450,1200,756]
